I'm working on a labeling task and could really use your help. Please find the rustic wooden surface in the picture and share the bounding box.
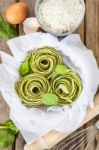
[0,0,99,150]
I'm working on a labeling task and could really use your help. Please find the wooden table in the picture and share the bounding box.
[0,0,99,150]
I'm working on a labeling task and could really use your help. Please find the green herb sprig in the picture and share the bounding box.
[0,16,17,41]
[0,120,19,148]
[19,58,31,76]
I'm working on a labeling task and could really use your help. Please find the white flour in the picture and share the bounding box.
[38,0,84,34]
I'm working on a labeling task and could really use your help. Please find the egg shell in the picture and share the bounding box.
[6,2,29,24]
[23,17,43,34]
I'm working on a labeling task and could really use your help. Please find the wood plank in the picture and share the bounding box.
[85,0,99,149]
[76,20,85,42]
[20,0,35,16]
[96,0,99,59]
[96,57,99,66]
[85,0,96,56]
[85,0,99,66]
[96,131,99,150]
[15,133,25,150]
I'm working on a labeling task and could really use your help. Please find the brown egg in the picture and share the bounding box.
[6,2,29,24]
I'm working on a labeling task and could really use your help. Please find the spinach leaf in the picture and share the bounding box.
[4,120,19,134]
[0,16,17,41]
[0,129,15,148]
[42,93,59,106]
[0,120,19,148]
[19,58,31,76]
[55,65,70,74]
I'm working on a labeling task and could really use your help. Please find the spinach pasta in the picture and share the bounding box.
[30,47,62,78]
[15,73,51,107]
[51,72,82,105]
[15,46,82,107]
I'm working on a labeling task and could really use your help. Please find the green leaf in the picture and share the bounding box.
[0,129,15,148]
[0,16,4,26]
[19,59,31,76]
[0,120,19,135]
[55,65,70,74]
[42,93,59,106]
[4,120,19,134]
[0,120,19,148]
[0,15,17,41]
[0,29,10,41]
[3,22,17,39]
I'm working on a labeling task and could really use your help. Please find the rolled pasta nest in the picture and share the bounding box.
[30,47,62,78]
[15,73,51,107]
[15,46,82,107]
[51,72,82,105]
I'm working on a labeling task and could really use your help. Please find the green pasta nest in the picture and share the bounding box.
[15,47,82,107]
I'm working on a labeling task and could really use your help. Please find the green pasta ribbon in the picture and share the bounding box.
[30,47,62,78]
[15,73,51,107]
[51,72,82,105]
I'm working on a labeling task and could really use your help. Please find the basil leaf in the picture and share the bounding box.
[19,59,31,76]
[0,120,19,148]
[0,129,15,148]
[42,93,59,106]
[0,120,19,135]
[0,16,17,41]
[4,120,19,134]
[55,65,70,74]
[3,22,17,39]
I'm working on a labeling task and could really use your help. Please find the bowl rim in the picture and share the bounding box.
[35,0,86,37]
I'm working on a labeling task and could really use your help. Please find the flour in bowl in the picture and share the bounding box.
[37,0,84,34]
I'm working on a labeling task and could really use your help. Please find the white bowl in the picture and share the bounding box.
[35,0,85,37]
